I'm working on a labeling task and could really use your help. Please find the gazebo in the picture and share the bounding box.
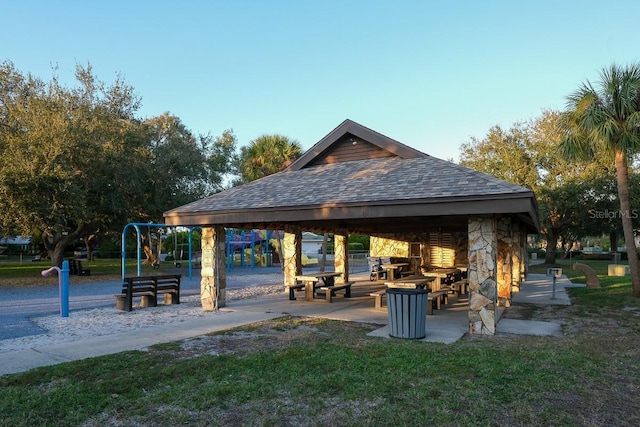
[163,119,539,334]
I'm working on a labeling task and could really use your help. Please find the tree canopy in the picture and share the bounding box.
[459,110,614,263]
[235,134,302,184]
[0,61,237,266]
[0,61,147,265]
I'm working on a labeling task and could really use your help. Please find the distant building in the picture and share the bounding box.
[302,232,324,256]
[0,236,32,252]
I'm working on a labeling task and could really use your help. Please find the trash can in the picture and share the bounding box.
[387,288,428,339]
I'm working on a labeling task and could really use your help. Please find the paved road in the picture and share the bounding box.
[0,265,368,341]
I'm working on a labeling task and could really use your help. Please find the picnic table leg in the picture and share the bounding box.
[304,281,315,301]
[325,287,333,303]
[374,295,383,310]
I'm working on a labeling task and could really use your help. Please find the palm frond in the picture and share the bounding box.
[562,62,640,162]
[558,133,592,161]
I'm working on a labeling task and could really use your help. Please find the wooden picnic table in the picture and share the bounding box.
[374,276,448,314]
[454,265,468,278]
[294,272,342,301]
[380,263,410,279]
[422,268,461,290]
[384,276,435,290]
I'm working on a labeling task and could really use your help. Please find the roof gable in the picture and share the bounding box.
[287,119,428,171]
[166,156,536,220]
[164,120,540,233]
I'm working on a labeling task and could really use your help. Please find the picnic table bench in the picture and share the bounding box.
[68,258,91,276]
[447,279,469,297]
[292,272,346,302]
[115,274,181,311]
[288,279,354,303]
[399,269,416,277]
[370,287,449,315]
[317,282,354,303]
[370,289,387,310]
[427,290,449,315]
[288,282,306,300]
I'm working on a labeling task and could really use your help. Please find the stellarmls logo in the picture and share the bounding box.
[588,209,639,219]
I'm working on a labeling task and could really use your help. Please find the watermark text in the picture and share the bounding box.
[588,209,639,219]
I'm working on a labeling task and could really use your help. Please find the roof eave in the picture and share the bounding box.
[164,192,539,232]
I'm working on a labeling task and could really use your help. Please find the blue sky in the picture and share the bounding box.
[2,0,639,161]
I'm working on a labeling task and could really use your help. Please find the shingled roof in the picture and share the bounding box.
[164,120,539,234]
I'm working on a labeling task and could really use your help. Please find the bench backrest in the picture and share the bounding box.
[122,274,181,293]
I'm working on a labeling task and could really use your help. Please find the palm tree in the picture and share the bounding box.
[238,134,302,183]
[560,63,640,297]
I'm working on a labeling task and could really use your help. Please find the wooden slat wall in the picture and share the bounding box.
[309,134,395,166]
[429,232,454,267]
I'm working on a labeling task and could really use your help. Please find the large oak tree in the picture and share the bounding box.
[0,61,146,266]
[0,62,238,266]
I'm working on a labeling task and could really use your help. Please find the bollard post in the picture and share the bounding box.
[41,263,70,318]
[547,267,561,301]
[61,260,69,317]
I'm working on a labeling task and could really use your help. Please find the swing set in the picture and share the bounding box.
[121,222,201,281]
[121,224,277,281]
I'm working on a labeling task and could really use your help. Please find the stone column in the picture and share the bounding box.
[468,216,498,335]
[334,233,349,284]
[200,226,227,310]
[282,225,302,287]
[497,217,513,307]
[511,226,522,292]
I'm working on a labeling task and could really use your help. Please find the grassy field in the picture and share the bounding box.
[0,258,181,287]
[1,258,640,425]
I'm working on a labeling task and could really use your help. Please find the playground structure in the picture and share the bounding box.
[121,224,297,281]
[226,229,274,269]
[225,229,319,269]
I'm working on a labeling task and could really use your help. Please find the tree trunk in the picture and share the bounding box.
[44,223,91,267]
[84,231,99,261]
[609,231,618,255]
[544,231,558,264]
[50,244,67,268]
[615,149,640,297]
[319,233,328,273]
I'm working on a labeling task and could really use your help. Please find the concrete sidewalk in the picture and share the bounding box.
[0,273,576,376]
[0,309,282,375]
[498,273,583,336]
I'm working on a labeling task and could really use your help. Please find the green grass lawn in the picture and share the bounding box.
[0,258,181,287]
[1,259,640,425]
